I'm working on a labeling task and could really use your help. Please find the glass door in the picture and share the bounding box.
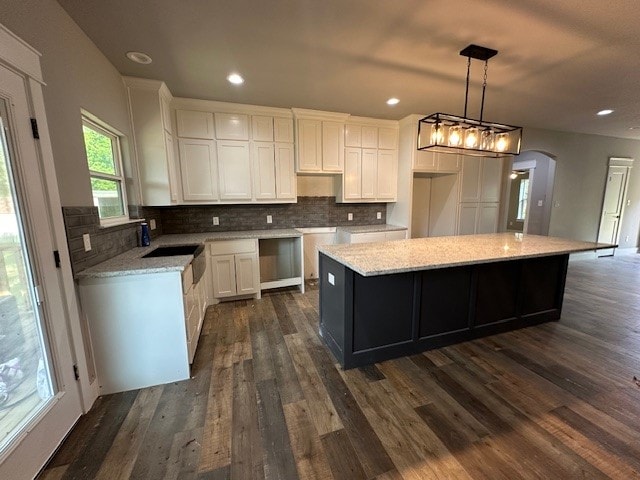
[0,62,81,479]
[0,99,55,452]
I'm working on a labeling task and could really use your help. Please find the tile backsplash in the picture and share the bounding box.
[160,197,386,233]
[63,197,386,274]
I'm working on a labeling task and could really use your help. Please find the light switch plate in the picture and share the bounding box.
[348,213,353,221]
[267,215,273,224]
[328,272,335,285]
[213,216,219,226]
[376,212,382,220]
[149,219,156,230]
[82,233,91,252]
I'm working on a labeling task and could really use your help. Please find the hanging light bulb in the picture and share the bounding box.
[448,125,462,147]
[480,129,494,150]
[464,127,479,148]
[509,172,518,180]
[430,123,444,145]
[495,133,509,152]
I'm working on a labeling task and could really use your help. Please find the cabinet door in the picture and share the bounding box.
[458,203,479,235]
[176,110,215,139]
[251,116,274,142]
[296,119,322,172]
[164,132,179,202]
[322,121,344,172]
[414,150,437,171]
[376,150,398,200]
[361,148,377,199]
[361,126,378,148]
[274,117,294,143]
[211,254,237,298]
[217,140,252,200]
[345,124,362,147]
[275,143,296,200]
[480,158,503,203]
[215,113,250,140]
[251,142,276,199]
[477,203,500,234]
[437,153,461,173]
[460,156,482,202]
[235,253,259,294]
[343,147,362,200]
[378,127,398,149]
[179,138,218,201]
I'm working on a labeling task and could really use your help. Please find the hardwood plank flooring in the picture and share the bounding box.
[38,255,640,479]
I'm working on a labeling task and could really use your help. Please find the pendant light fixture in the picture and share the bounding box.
[417,44,522,158]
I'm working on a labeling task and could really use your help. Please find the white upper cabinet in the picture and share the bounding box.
[361,149,377,199]
[345,125,362,147]
[296,119,323,172]
[321,121,344,172]
[176,110,215,139]
[378,127,398,150]
[376,149,398,200]
[217,140,252,200]
[274,143,296,200]
[460,156,483,203]
[179,138,218,201]
[251,142,276,199]
[293,109,349,173]
[480,157,503,203]
[215,113,250,140]
[361,126,378,148]
[274,117,294,143]
[251,116,274,142]
[123,77,179,206]
[343,147,362,200]
[414,150,437,170]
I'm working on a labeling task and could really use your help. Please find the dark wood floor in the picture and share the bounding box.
[39,255,640,479]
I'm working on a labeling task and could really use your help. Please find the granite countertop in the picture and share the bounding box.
[76,229,302,279]
[319,233,611,277]
[336,224,407,234]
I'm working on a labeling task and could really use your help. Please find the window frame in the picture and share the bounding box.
[81,113,129,226]
[516,178,529,221]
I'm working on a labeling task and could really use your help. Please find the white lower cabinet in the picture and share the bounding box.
[457,202,500,235]
[209,239,260,301]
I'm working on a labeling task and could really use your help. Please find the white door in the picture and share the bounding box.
[296,119,322,172]
[251,142,276,200]
[321,121,344,172]
[458,204,479,235]
[235,253,259,294]
[0,64,81,479]
[211,255,237,298]
[376,150,398,200]
[597,165,630,255]
[275,143,296,200]
[217,140,252,200]
[477,203,500,234]
[361,149,377,199]
[343,147,362,200]
[480,158,503,203]
[460,156,482,202]
[179,138,218,201]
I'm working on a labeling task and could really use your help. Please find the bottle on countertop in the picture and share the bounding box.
[140,222,151,247]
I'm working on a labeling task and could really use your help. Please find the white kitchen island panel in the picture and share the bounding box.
[79,271,190,395]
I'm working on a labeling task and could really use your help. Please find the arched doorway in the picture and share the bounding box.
[505,151,556,235]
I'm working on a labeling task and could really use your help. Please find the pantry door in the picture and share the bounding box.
[0,63,82,478]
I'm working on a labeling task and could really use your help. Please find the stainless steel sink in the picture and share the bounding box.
[141,244,203,258]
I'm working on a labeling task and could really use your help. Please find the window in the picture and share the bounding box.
[517,178,529,221]
[82,115,127,223]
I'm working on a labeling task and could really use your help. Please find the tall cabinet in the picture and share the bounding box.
[124,77,180,205]
[457,156,503,235]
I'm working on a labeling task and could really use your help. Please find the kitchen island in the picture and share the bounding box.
[318,233,609,369]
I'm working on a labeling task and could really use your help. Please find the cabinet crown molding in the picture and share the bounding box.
[173,97,292,118]
[347,115,399,128]
[291,108,350,122]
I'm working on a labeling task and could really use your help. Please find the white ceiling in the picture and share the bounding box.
[57,0,640,139]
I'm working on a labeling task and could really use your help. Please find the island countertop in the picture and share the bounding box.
[319,233,610,276]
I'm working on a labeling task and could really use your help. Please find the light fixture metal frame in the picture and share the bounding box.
[417,44,523,158]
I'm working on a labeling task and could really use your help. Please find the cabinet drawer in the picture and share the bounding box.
[208,238,257,255]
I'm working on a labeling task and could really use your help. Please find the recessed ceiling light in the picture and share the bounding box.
[227,73,244,85]
[597,109,614,116]
[126,51,152,64]
[386,97,400,106]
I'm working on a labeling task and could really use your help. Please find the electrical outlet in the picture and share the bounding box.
[628,199,632,206]
[554,201,560,208]
[149,219,156,230]
[266,215,273,224]
[348,213,353,221]
[537,200,543,207]
[82,233,91,252]
[625,235,630,242]
[376,212,382,220]
[213,216,219,226]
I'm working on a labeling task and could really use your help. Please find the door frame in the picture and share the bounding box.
[0,23,91,478]
[596,157,633,256]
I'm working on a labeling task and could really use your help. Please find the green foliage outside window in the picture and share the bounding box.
[83,125,117,191]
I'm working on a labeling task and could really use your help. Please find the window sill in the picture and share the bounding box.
[98,218,145,230]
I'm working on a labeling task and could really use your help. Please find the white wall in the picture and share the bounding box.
[522,127,640,247]
[0,0,137,206]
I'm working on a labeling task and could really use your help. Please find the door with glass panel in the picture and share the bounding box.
[0,64,81,478]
